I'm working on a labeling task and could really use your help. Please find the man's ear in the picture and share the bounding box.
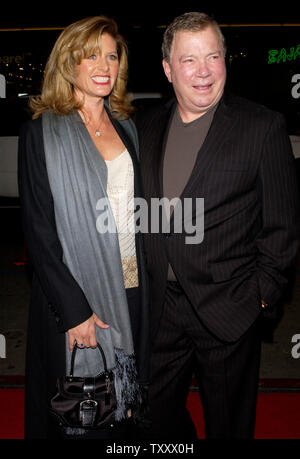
[162,59,172,83]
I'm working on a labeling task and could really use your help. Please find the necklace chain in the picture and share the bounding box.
[79,109,107,137]
[83,112,106,137]
[94,115,106,137]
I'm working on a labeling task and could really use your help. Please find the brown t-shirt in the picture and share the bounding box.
[163,103,218,281]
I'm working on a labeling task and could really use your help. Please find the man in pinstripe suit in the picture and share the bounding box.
[135,12,299,439]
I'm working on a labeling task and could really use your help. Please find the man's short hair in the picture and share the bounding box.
[162,11,226,63]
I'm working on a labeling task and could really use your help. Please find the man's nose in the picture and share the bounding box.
[196,60,210,78]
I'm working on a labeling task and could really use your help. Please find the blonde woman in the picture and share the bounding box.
[18,16,149,439]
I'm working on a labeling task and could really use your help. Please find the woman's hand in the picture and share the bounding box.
[67,313,109,351]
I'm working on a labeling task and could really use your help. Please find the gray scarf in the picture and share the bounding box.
[42,108,140,422]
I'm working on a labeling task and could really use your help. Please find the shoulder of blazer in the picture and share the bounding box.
[19,117,47,168]
[18,116,45,167]
[222,91,283,124]
[19,115,43,138]
[134,98,176,131]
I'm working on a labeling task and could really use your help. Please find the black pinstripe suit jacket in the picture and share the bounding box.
[135,92,299,342]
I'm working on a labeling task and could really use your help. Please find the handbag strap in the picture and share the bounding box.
[70,341,108,377]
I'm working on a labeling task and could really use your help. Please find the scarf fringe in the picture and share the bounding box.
[113,348,142,421]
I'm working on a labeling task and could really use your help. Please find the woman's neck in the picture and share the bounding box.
[79,98,107,127]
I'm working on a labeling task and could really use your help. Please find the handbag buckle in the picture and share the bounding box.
[79,399,98,426]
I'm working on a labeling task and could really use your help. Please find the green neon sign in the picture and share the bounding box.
[268,44,300,64]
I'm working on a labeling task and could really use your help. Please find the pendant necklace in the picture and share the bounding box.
[94,115,106,137]
[81,109,106,137]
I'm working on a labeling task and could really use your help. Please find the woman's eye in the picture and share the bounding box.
[88,54,97,60]
[109,54,118,61]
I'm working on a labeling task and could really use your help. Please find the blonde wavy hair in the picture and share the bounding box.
[30,16,133,119]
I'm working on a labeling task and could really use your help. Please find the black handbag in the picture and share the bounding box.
[49,342,117,431]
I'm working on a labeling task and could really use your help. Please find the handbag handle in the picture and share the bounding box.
[70,341,109,377]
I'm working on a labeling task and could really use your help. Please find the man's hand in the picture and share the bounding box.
[67,313,109,351]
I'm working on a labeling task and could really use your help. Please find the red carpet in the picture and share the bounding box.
[186,392,300,439]
[0,389,25,439]
[0,389,299,439]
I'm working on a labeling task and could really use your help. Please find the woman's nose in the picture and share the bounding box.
[95,56,109,72]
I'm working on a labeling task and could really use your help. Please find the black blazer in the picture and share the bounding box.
[135,93,299,342]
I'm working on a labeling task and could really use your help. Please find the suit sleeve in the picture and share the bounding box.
[256,112,300,306]
[18,119,93,332]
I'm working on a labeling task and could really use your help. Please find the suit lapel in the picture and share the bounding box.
[180,94,237,199]
[154,100,177,198]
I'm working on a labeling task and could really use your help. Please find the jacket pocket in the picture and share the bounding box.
[211,257,255,283]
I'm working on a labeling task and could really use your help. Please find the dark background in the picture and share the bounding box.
[0,2,299,133]
[0,1,299,27]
